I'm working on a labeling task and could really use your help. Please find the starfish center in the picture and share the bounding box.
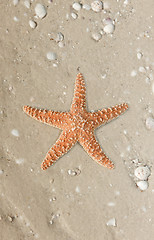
[71,113,88,129]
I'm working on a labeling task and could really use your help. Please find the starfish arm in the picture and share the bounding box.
[23,105,70,130]
[41,130,78,170]
[71,73,86,113]
[88,103,128,128]
[79,130,114,169]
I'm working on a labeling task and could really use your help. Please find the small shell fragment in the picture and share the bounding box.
[35,4,47,19]
[137,181,149,191]
[24,0,30,9]
[13,16,19,22]
[72,2,82,11]
[92,32,102,41]
[51,197,56,201]
[131,70,137,77]
[50,179,54,184]
[46,52,57,61]
[139,66,146,73]
[55,32,64,42]
[11,129,19,137]
[132,158,139,164]
[134,166,151,180]
[103,2,110,10]
[104,23,115,34]
[103,18,113,25]
[68,169,77,176]
[137,52,142,60]
[15,158,24,165]
[145,117,154,131]
[75,186,80,193]
[106,218,116,227]
[68,168,81,176]
[58,42,64,48]
[107,202,116,207]
[83,4,91,11]
[91,1,103,12]
[13,0,19,6]
[124,0,129,5]
[0,169,4,175]
[29,20,37,29]
[71,12,78,19]
[8,216,13,222]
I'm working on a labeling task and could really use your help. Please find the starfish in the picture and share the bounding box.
[23,73,128,170]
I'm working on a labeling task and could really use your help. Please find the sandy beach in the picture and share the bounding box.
[0,1,154,239]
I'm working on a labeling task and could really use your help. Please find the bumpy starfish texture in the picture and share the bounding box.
[23,73,128,170]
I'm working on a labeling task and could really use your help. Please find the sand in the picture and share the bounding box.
[0,0,154,239]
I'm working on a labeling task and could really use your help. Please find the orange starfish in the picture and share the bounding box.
[23,73,128,170]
